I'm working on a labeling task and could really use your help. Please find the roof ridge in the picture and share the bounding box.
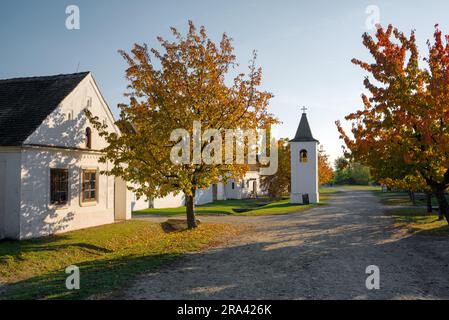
[0,71,90,83]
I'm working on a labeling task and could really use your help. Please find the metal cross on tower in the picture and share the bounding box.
[301,106,308,114]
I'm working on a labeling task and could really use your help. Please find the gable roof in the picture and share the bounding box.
[290,112,319,143]
[0,72,90,146]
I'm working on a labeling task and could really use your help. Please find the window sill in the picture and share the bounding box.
[48,204,70,211]
[80,201,98,207]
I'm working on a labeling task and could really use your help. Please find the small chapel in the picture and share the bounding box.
[290,108,319,204]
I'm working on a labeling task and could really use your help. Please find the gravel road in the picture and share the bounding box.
[116,189,449,300]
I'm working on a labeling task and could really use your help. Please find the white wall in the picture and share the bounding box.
[290,141,319,204]
[216,183,226,201]
[24,73,119,150]
[14,73,124,239]
[130,192,151,212]
[19,148,115,239]
[153,192,185,209]
[241,171,266,198]
[132,185,216,211]
[0,149,22,239]
[224,179,242,199]
[223,171,266,200]
[115,177,132,220]
[195,186,213,205]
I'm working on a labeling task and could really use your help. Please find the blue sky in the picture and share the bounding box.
[1,0,449,163]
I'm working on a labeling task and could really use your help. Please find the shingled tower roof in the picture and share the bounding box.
[290,111,319,143]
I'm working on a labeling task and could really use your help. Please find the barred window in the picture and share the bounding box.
[50,169,68,205]
[82,170,97,202]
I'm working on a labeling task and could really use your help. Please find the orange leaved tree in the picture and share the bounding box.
[88,21,276,228]
[336,25,449,223]
[318,148,334,186]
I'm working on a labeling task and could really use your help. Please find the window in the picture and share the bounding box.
[82,170,97,202]
[300,149,308,163]
[50,169,69,205]
[231,182,235,190]
[85,127,92,149]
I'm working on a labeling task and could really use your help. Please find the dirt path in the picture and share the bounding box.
[117,189,449,299]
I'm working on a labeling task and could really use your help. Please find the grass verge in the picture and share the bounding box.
[134,198,321,217]
[340,185,381,191]
[387,207,449,236]
[133,188,339,217]
[375,190,449,207]
[0,220,241,300]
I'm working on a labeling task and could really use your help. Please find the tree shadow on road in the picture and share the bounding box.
[113,190,449,300]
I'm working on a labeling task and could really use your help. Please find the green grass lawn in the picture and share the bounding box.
[387,207,449,236]
[134,198,317,216]
[374,190,449,207]
[375,191,413,206]
[319,187,342,195]
[134,189,338,217]
[0,220,241,300]
[339,185,381,191]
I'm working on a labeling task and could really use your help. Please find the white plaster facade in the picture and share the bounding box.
[130,173,264,212]
[0,72,269,239]
[224,171,266,200]
[289,111,320,204]
[0,73,132,239]
[132,183,223,210]
[0,150,21,239]
[290,141,319,204]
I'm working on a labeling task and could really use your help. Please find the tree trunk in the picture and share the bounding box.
[426,192,433,214]
[409,191,416,205]
[185,189,197,229]
[432,187,448,222]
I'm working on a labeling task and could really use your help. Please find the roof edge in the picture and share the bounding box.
[0,71,90,83]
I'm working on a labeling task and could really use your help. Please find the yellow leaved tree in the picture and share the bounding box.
[88,21,277,228]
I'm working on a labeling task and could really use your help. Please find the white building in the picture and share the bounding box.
[290,111,319,204]
[0,72,133,240]
[0,72,267,240]
[224,169,266,200]
[132,170,266,210]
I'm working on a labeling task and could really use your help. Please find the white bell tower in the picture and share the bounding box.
[290,107,319,204]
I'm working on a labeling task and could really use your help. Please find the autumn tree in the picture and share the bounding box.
[380,175,435,214]
[89,21,276,228]
[261,139,290,200]
[336,24,449,223]
[318,148,334,186]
